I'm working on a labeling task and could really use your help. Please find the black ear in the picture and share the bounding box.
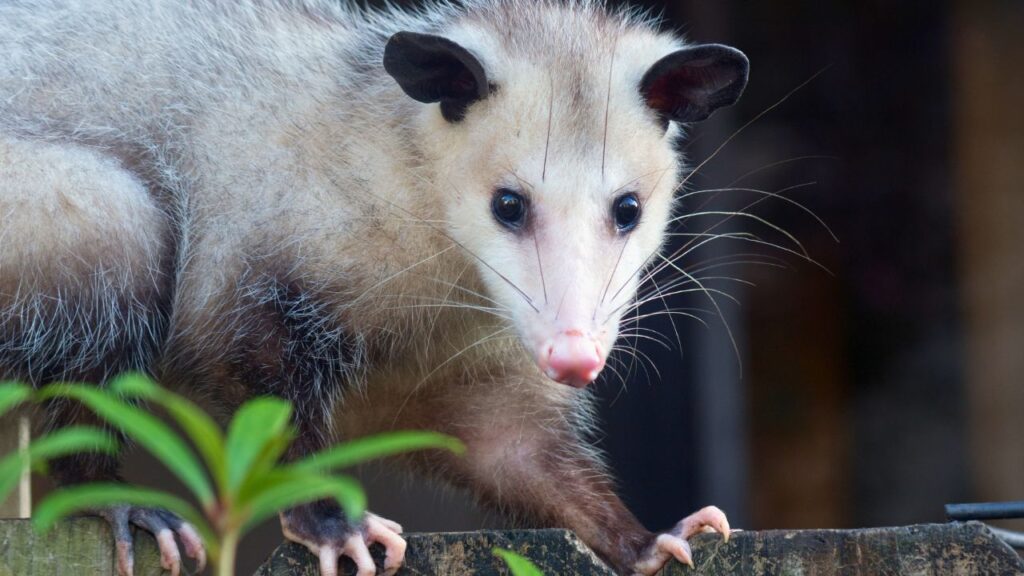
[383,31,489,123]
[639,44,749,128]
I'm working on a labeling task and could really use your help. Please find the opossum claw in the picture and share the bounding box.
[632,505,731,575]
[281,501,407,576]
[95,505,205,576]
[363,513,407,575]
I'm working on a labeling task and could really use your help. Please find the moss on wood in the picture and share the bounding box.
[0,517,166,575]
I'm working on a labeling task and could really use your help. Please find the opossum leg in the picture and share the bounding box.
[184,274,405,576]
[393,380,707,576]
[277,419,405,576]
[0,136,195,576]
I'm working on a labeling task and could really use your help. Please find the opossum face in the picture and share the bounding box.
[385,29,747,387]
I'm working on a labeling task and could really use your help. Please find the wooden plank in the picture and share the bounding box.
[255,522,1023,575]
[0,518,167,575]
[0,518,1018,575]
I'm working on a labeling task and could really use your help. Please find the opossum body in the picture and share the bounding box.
[0,1,747,574]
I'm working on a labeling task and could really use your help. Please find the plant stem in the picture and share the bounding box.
[218,531,238,576]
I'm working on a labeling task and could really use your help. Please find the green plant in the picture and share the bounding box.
[0,375,463,576]
[0,382,119,502]
[493,548,545,576]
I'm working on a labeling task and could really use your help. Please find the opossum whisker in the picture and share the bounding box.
[609,335,658,382]
[636,268,756,299]
[611,165,677,199]
[644,274,683,351]
[668,207,810,257]
[601,35,618,179]
[376,302,511,321]
[391,325,517,425]
[657,254,742,375]
[542,73,553,182]
[674,66,831,195]
[596,164,676,314]
[599,355,628,391]
[597,235,629,319]
[619,308,711,330]
[420,261,473,361]
[658,181,818,264]
[606,232,746,308]
[411,273,509,311]
[664,228,827,278]
[603,70,832,310]
[614,330,672,350]
[626,282,740,313]
[641,233,771,286]
[554,284,569,322]
[687,162,831,218]
[322,165,542,313]
[682,256,789,278]
[438,178,541,312]
[725,154,839,188]
[348,245,458,306]
[610,285,738,324]
[631,188,825,295]
[677,184,836,242]
[532,229,548,306]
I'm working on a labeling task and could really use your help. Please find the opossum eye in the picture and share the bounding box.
[612,193,641,232]
[492,189,528,230]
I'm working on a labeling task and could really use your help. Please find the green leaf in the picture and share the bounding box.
[32,482,216,552]
[234,426,296,504]
[291,431,465,473]
[0,457,23,504]
[110,374,228,494]
[493,548,545,576]
[24,426,118,461]
[225,396,292,494]
[0,382,31,417]
[242,472,366,530]
[38,383,214,506]
[0,426,118,503]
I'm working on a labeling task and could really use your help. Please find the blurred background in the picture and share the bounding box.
[6,0,1022,572]
[593,0,1024,540]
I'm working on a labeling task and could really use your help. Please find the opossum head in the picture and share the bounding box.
[384,5,747,388]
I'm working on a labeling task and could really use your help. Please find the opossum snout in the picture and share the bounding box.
[538,330,605,388]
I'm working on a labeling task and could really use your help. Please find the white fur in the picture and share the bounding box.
[0,0,691,410]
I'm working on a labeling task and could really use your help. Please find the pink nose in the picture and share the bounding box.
[539,330,605,388]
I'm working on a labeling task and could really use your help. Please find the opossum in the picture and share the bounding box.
[0,0,748,574]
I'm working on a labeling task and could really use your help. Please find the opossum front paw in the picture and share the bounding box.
[280,500,406,576]
[631,505,731,575]
[95,505,206,576]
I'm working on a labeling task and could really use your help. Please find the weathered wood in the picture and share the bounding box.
[0,519,1019,575]
[0,517,167,575]
[256,523,1024,576]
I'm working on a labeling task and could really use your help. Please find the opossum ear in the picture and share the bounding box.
[384,31,489,123]
[640,44,749,129]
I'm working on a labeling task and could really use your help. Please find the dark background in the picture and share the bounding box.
[101,0,1024,570]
